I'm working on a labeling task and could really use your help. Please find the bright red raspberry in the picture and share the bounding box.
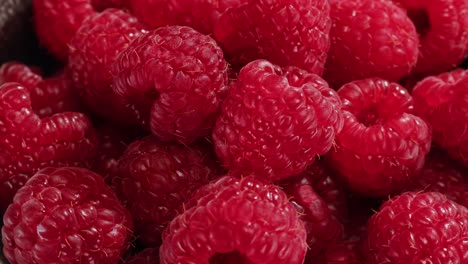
[213,59,343,182]
[363,192,468,263]
[111,25,228,144]
[33,0,95,61]
[1,167,133,264]
[326,78,431,197]
[393,0,468,76]
[324,0,419,88]
[0,83,97,212]
[160,175,308,264]
[126,248,159,264]
[214,0,331,75]
[130,0,247,35]
[412,69,468,167]
[280,160,347,258]
[0,62,42,90]
[112,136,220,247]
[69,8,148,125]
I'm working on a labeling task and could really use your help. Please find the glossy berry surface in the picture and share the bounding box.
[2,167,133,264]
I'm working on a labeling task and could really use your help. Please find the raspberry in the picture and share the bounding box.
[325,78,431,197]
[213,0,331,75]
[111,25,228,144]
[69,8,148,125]
[406,149,468,208]
[0,62,42,90]
[33,0,95,61]
[213,60,343,182]
[324,0,419,88]
[393,0,468,76]
[126,248,159,264]
[363,192,468,263]
[159,175,307,264]
[130,0,248,35]
[112,136,220,247]
[280,159,347,257]
[412,69,468,167]
[0,82,97,212]
[1,167,133,264]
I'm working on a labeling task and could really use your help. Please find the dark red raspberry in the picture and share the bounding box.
[363,192,468,263]
[412,69,468,167]
[33,0,95,61]
[0,82,97,212]
[213,0,331,75]
[69,8,148,125]
[112,136,220,247]
[326,78,431,197]
[213,59,343,182]
[125,248,160,264]
[280,160,347,258]
[324,0,419,88]
[111,25,228,144]
[393,0,468,76]
[160,175,308,264]
[130,0,247,35]
[1,167,133,264]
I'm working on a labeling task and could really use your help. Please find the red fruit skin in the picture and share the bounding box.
[112,136,220,247]
[214,0,331,75]
[324,0,419,88]
[112,25,228,144]
[125,248,160,264]
[363,192,468,263]
[280,160,347,258]
[0,82,97,212]
[159,175,308,264]
[33,0,95,61]
[412,69,468,167]
[326,78,431,197]
[213,59,343,182]
[69,8,148,125]
[1,167,133,264]
[392,0,468,76]
[130,0,248,35]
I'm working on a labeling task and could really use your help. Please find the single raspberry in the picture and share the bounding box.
[363,192,468,263]
[406,148,468,208]
[325,78,431,197]
[212,59,343,182]
[160,175,308,264]
[324,0,419,88]
[111,25,228,144]
[213,0,331,75]
[112,136,220,247]
[125,248,160,264]
[130,0,248,35]
[392,0,468,76]
[33,0,95,61]
[1,167,133,264]
[69,8,148,125]
[412,69,468,167]
[280,159,347,257]
[0,82,97,212]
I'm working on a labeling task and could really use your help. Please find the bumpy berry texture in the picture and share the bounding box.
[33,0,95,61]
[0,83,97,212]
[160,175,307,264]
[393,0,468,76]
[213,60,343,182]
[130,0,248,35]
[125,248,160,264]
[280,160,347,258]
[214,0,331,75]
[69,8,148,125]
[112,25,228,144]
[326,78,431,197]
[112,136,220,247]
[1,167,133,264]
[363,192,468,263]
[324,0,419,88]
[412,69,468,167]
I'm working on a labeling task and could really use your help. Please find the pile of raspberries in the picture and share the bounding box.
[0,0,468,263]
